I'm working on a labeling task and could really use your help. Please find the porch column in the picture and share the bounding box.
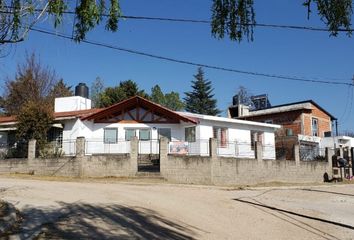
[159,137,169,176]
[255,141,263,162]
[294,144,300,165]
[130,137,138,176]
[28,139,36,161]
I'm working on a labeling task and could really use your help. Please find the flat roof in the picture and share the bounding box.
[244,100,336,120]
[178,112,281,129]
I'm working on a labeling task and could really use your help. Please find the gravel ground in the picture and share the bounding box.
[0,176,353,239]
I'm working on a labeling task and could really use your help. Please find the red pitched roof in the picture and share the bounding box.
[0,116,16,124]
[0,108,102,124]
[54,108,102,119]
[82,96,198,124]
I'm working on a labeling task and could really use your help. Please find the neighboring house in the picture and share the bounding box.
[0,91,280,159]
[228,98,337,160]
[321,136,354,160]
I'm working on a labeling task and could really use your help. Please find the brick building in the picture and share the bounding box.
[228,100,337,160]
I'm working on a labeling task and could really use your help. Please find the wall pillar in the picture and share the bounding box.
[130,137,138,176]
[159,137,168,177]
[27,139,36,161]
[76,137,86,177]
[76,137,85,157]
[255,141,263,162]
[326,147,334,165]
[210,138,218,185]
[294,144,300,165]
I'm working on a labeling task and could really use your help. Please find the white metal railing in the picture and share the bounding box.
[138,140,159,154]
[168,140,209,156]
[216,141,256,159]
[85,139,131,155]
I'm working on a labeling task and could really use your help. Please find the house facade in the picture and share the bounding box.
[0,94,280,160]
[228,99,336,160]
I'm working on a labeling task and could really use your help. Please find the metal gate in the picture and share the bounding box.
[138,140,160,172]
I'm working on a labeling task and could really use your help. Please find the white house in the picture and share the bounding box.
[0,94,281,159]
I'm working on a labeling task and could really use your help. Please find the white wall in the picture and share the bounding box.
[321,136,354,149]
[55,96,91,112]
[60,118,277,158]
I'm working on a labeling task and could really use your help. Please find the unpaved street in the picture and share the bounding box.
[0,177,354,239]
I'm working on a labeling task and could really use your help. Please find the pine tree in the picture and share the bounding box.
[150,85,165,106]
[184,68,221,116]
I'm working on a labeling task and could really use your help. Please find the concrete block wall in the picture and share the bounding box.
[160,137,332,186]
[29,157,80,177]
[0,137,137,178]
[163,155,211,184]
[80,154,132,177]
[0,137,339,186]
[211,158,329,186]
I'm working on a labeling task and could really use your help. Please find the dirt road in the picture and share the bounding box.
[0,177,353,239]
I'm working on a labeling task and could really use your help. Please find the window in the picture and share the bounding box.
[139,129,151,140]
[213,127,228,147]
[185,127,196,142]
[125,129,136,141]
[158,128,171,141]
[47,127,63,146]
[264,120,273,124]
[104,128,118,143]
[312,118,318,136]
[250,130,264,150]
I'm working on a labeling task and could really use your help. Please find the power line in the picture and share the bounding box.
[2,7,354,33]
[30,27,353,87]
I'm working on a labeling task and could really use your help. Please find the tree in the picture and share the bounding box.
[98,80,148,107]
[150,85,165,106]
[90,76,104,108]
[150,85,184,111]
[1,0,120,44]
[165,92,184,111]
[235,86,253,107]
[1,53,59,115]
[16,100,53,148]
[0,1,352,45]
[184,68,221,116]
[211,0,352,42]
[48,79,73,101]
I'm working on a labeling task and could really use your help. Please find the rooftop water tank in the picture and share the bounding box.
[75,83,89,99]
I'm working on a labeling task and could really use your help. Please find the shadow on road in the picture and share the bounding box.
[19,202,196,240]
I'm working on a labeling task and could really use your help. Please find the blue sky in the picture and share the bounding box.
[1,0,353,132]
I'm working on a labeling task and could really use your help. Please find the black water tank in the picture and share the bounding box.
[75,83,89,98]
